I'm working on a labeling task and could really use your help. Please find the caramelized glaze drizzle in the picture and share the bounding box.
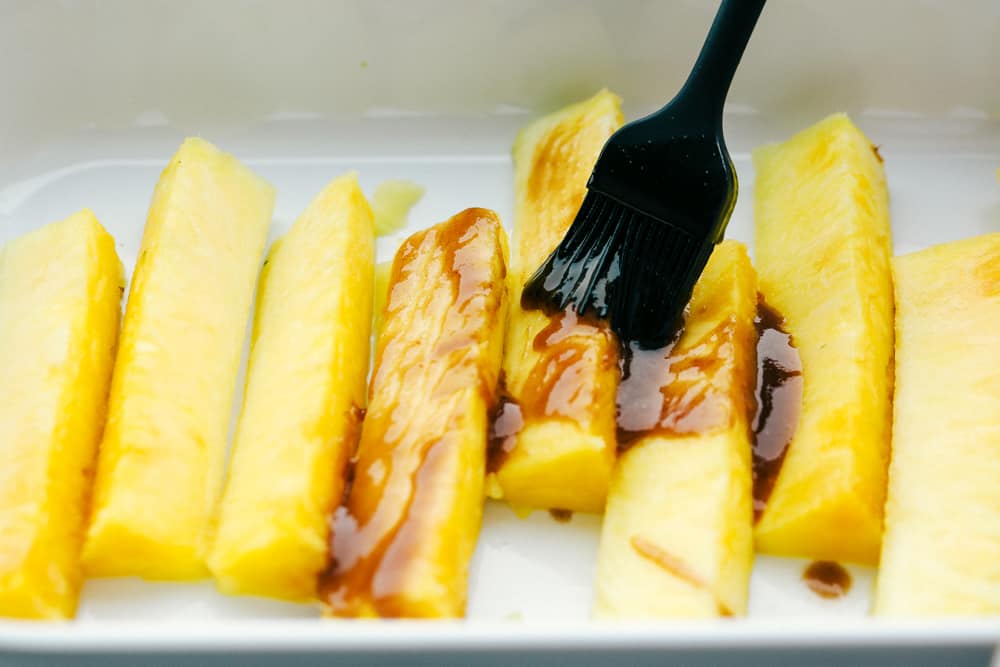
[487,374,523,474]
[487,305,617,471]
[751,297,803,520]
[523,307,616,422]
[802,561,852,599]
[611,292,801,515]
[337,404,366,504]
[615,309,746,451]
[319,209,504,617]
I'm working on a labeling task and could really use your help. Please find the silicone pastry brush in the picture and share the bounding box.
[521,0,766,348]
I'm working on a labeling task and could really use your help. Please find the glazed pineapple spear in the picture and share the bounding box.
[321,208,508,618]
[594,240,757,618]
[0,211,123,619]
[489,90,623,514]
[83,138,274,579]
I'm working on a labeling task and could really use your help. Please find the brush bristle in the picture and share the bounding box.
[521,191,715,348]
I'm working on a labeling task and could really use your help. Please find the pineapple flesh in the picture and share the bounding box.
[492,89,624,513]
[875,233,1000,615]
[752,114,894,565]
[0,211,123,619]
[208,173,374,601]
[372,260,393,337]
[320,208,508,618]
[83,138,274,579]
[371,180,424,237]
[593,241,757,618]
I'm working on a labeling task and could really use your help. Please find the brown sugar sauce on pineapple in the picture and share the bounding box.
[612,291,801,521]
[615,324,735,450]
[525,309,615,423]
[486,374,522,473]
[750,297,802,520]
[488,306,617,471]
[614,273,757,450]
[320,210,504,617]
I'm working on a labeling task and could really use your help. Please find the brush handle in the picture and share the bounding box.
[675,0,766,121]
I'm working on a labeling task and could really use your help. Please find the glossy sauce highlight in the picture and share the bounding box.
[615,322,736,450]
[488,305,616,471]
[751,298,803,519]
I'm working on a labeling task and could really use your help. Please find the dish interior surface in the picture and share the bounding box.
[0,113,997,629]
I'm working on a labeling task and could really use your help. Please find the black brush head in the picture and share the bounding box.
[521,191,718,348]
[521,92,739,350]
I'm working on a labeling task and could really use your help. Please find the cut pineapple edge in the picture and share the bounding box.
[373,259,393,337]
[0,210,123,620]
[874,233,1000,616]
[371,180,425,237]
[489,88,624,514]
[752,113,894,565]
[594,240,758,619]
[207,172,374,601]
[82,137,275,580]
[319,208,508,619]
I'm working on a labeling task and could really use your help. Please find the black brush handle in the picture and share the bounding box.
[674,0,767,122]
[586,0,765,238]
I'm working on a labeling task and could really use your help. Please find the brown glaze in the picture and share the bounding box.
[751,298,803,520]
[630,535,733,617]
[486,375,523,474]
[488,306,617,470]
[615,317,742,451]
[319,209,506,618]
[521,307,617,423]
[548,508,573,523]
[337,405,366,504]
[443,213,506,316]
[802,561,852,599]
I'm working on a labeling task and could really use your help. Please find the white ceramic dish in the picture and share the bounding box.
[0,0,998,661]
